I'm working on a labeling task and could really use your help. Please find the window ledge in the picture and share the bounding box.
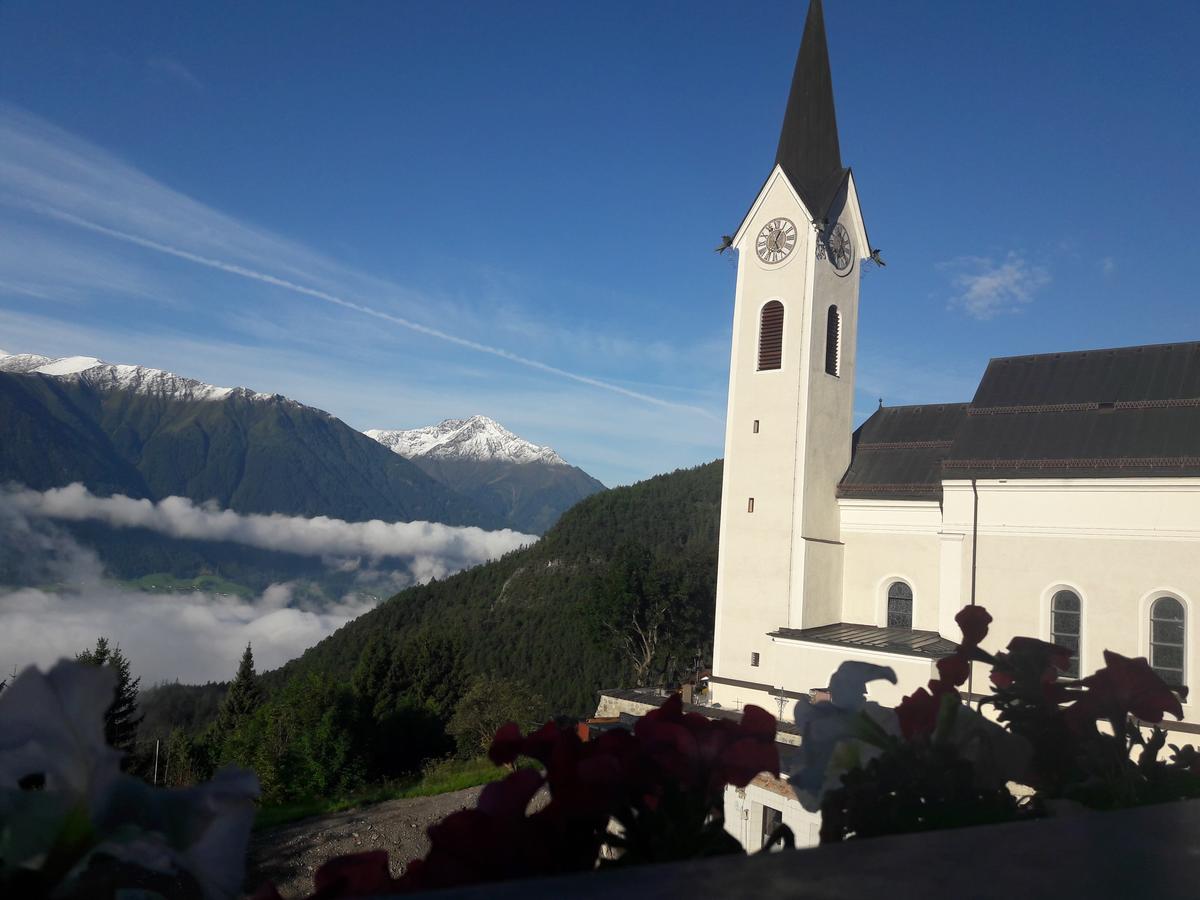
[425,798,1200,898]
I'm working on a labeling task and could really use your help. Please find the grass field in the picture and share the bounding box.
[252,757,510,831]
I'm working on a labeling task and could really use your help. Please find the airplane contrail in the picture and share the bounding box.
[35,205,718,420]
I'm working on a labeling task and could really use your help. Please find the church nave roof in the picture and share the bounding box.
[839,341,1200,499]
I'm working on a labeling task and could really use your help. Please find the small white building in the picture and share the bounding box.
[707,0,1200,848]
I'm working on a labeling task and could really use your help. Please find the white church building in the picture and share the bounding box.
[704,0,1200,848]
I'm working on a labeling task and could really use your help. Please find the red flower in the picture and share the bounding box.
[393,695,780,893]
[488,721,524,765]
[937,653,971,688]
[897,680,958,740]
[955,605,992,648]
[634,695,779,796]
[897,687,939,740]
[1075,650,1184,724]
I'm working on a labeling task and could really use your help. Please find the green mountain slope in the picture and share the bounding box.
[0,372,500,528]
[409,456,606,535]
[269,460,723,715]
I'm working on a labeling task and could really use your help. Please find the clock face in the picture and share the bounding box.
[756,218,797,264]
[826,222,853,274]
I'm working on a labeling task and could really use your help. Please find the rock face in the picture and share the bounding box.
[366,416,606,534]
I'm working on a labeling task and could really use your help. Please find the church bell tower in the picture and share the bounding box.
[710,0,870,708]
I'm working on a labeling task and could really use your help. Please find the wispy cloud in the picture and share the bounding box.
[0,222,171,304]
[38,207,717,420]
[941,253,1050,320]
[146,57,204,93]
[0,307,726,485]
[0,103,715,420]
[5,483,534,581]
[1101,256,1116,278]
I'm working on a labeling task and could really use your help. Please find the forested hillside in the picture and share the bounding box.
[149,461,722,808]
[408,455,605,535]
[272,459,723,714]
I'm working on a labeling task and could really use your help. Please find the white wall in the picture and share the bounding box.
[711,167,811,699]
[941,478,1200,722]
[710,166,869,710]
[723,780,821,851]
[840,499,943,630]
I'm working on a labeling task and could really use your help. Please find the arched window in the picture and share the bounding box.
[886,581,913,629]
[758,301,784,371]
[1150,597,1186,687]
[1050,590,1081,678]
[825,305,841,376]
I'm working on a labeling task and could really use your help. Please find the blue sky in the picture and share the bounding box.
[0,1,1197,487]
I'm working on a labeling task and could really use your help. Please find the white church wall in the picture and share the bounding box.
[792,184,864,631]
[713,641,935,723]
[839,499,943,630]
[724,780,821,851]
[942,478,1200,724]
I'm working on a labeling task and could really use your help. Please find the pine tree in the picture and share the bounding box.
[76,635,111,668]
[76,637,143,756]
[219,643,263,729]
[105,646,143,756]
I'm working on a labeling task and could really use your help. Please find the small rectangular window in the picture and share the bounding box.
[752,419,760,434]
[747,498,755,513]
[750,652,760,667]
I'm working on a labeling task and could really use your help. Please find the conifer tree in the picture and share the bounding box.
[219,643,263,729]
[76,637,143,755]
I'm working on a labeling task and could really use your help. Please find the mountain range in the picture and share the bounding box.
[367,417,605,535]
[0,351,604,536]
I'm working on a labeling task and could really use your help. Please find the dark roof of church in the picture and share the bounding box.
[775,0,849,222]
[946,341,1200,479]
[838,403,968,501]
[770,622,958,659]
[839,341,1200,499]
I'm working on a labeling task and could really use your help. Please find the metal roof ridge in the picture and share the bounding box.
[985,340,1200,366]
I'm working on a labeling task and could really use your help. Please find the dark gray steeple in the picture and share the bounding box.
[775,0,848,222]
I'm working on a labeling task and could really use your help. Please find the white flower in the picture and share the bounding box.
[788,661,900,811]
[0,660,122,803]
[90,766,260,900]
[0,661,259,900]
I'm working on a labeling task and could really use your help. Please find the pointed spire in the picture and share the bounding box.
[775,0,848,222]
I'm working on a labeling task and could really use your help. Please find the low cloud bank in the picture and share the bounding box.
[0,580,373,685]
[4,483,535,582]
[0,485,536,682]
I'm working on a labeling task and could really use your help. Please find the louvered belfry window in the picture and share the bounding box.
[825,305,841,376]
[758,301,784,371]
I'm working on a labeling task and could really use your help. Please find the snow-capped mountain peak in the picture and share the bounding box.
[0,351,281,404]
[365,415,567,466]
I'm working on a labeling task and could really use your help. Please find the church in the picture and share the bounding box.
[705,0,1200,848]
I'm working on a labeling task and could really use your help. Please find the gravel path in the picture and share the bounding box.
[245,786,486,898]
